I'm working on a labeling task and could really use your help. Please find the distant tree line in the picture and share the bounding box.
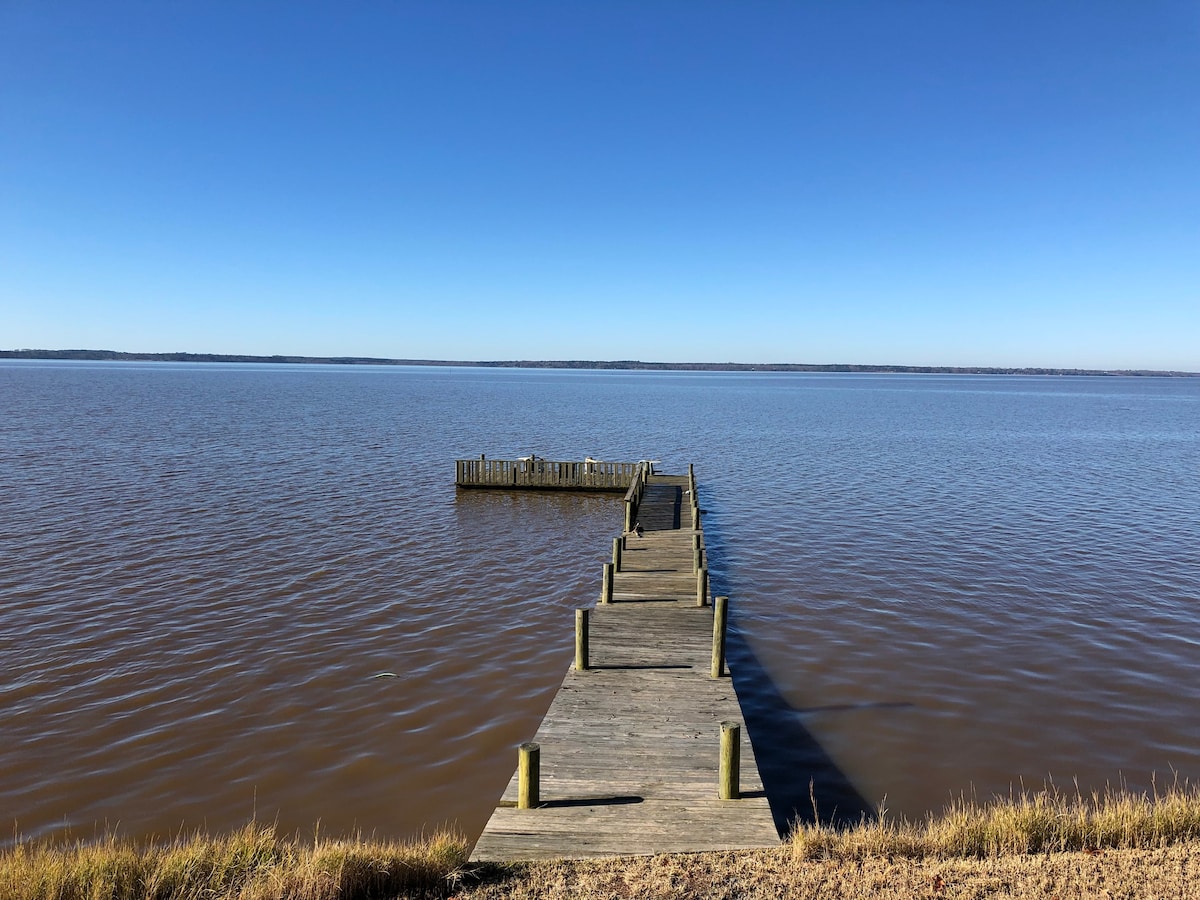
[0,349,1193,377]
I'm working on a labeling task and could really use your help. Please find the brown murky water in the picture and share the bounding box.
[2,361,1198,843]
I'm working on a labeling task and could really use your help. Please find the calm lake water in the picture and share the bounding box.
[2,361,1198,844]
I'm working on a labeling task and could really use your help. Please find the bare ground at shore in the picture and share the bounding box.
[454,843,1200,899]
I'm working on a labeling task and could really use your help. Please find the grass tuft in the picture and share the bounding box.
[0,826,468,900]
[792,780,1200,860]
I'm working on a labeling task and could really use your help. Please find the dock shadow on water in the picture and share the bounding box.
[702,501,874,833]
[725,624,876,832]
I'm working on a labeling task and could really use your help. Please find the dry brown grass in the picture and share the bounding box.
[792,781,1200,860]
[8,787,1200,899]
[0,824,467,900]
[453,844,1200,899]
[453,784,1200,898]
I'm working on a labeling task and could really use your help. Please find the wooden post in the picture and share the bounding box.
[719,722,741,800]
[624,499,634,533]
[602,563,614,604]
[612,536,622,571]
[575,609,589,671]
[693,544,703,574]
[518,742,540,808]
[711,595,729,677]
[696,566,708,607]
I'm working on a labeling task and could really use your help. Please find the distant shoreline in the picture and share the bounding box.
[1,349,1195,377]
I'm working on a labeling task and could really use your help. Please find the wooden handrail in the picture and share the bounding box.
[456,457,642,492]
[622,461,649,530]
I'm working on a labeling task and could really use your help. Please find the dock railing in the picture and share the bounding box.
[622,462,649,532]
[456,457,643,492]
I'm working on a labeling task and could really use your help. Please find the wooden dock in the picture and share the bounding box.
[469,468,780,861]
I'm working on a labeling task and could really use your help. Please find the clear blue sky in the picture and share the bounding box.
[2,2,1198,369]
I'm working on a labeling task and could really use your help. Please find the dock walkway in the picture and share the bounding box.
[470,471,780,861]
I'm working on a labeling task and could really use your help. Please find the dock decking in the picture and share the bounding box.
[469,471,780,861]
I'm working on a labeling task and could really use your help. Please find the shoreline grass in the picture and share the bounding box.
[7,784,1200,898]
[0,825,468,900]
[792,779,1200,860]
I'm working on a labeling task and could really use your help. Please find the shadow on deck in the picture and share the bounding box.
[635,483,681,530]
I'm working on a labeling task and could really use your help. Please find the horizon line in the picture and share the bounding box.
[1,349,1196,378]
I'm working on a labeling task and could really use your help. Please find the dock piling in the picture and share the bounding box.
[601,563,614,604]
[696,566,708,607]
[612,536,623,571]
[719,723,741,800]
[518,742,540,809]
[575,609,589,671]
[711,595,729,678]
